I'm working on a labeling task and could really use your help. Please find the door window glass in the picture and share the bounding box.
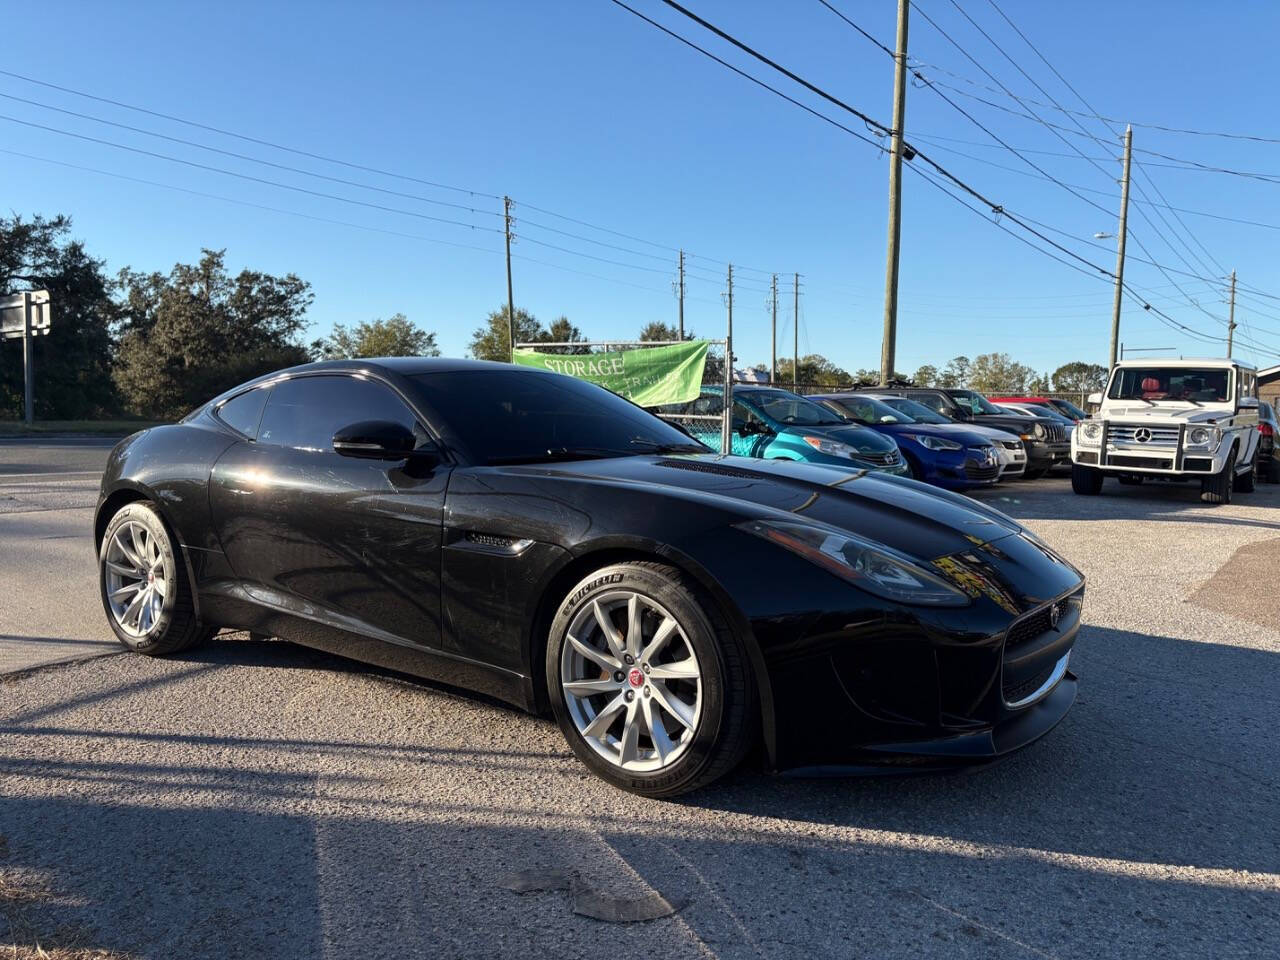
[258,375,419,452]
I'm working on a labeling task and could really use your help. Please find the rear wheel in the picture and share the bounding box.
[1071,462,1104,495]
[98,502,211,655]
[546,562,755,798]
[1200,448,1237,505]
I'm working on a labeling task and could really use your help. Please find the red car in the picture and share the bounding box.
[987,395,1088,422]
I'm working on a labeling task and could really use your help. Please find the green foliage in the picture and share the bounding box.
[775,354,852,386]
[639,321,694,343]
[0,214,118,419]
[911,364,939,387]
[542,316,589,355]
[939,355,971,389]
[1052,361,1108,392]
[969,353,1037,393]
[114,249,312,418]
[471,307,590,359]
[315,313,439,360]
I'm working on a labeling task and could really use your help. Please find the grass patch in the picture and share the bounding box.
[0,421,165,437]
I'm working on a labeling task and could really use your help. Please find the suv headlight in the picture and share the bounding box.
[1079,421,1102,444]
[1188,426,1220,447]
[802,436,862,459]
[904,434,963,451]
[736,519,970,607]
[1033,422,1047,439]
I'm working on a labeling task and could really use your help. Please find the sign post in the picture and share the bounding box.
[1,290,52,424]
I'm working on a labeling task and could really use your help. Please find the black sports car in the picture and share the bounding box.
[95,358,1085,797]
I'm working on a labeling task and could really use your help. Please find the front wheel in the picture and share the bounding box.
[546,562,755,798]
[1201,448,1237,505]
[1071,462,1104,495]
[99,501,211,655]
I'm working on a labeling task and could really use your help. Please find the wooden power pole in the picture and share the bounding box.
[1227,269,1237,357]
[1108,126,1133,370]
[879,0,910,386]
[770,274,778,385]
[504,195,515,361]
[793,273,799,388]
[677,250,685,339]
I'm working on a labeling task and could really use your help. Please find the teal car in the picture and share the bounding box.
[671,385,910,475]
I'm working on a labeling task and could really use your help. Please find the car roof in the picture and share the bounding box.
[1113,357,1255,372]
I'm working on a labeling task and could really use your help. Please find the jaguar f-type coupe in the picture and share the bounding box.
[95,358,1085,797]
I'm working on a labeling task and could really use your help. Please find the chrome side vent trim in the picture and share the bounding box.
[448,531,535,556]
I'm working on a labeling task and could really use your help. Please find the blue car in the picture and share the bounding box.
[671,385,910,475]
[813,393,1000,490]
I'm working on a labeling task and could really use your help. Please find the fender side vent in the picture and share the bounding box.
[656,459,762,480]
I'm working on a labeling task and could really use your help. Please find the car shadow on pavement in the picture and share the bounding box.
[972,479,1280,528]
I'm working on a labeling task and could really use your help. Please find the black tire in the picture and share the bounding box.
[902,454,922,481]
[546,561,756,798]
[1234,451,1257,493]
[1071,462,1104,495]
[98,501,212,655]
[1117,475,1144,486]
[1200,448,1237,505]
[1023,466,1048,480]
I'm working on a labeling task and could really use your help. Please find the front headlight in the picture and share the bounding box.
[1079,421,1102,444]
[1033,422,1047,439]
[802,436,862,459]
[1187,426,1220,447]
[904,433,963,451]
[736,518,970,607]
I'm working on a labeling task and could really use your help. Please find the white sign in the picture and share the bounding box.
[0,290,52,340]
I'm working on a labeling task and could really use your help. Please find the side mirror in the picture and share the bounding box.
[333,420,426,460]
[1087,392,1102,406]
[1240,396,1260,409]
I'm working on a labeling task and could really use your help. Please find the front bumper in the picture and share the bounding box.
[1072,423,1229,475]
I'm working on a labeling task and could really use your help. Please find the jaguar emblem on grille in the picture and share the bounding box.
[1133,427,1152,443]
[1049,602,1062,628]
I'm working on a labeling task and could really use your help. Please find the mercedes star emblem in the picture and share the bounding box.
[1134,427,1152,443]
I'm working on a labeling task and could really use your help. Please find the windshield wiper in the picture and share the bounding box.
[628,437,707,454]
[487,446,634,465]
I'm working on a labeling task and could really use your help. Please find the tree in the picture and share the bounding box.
[470,305,544,361]
[1028,371,1051,394]
[969,352,1035,394]
[775,354,852,386]
[0,214,118,419]
[541,316,590,355]
[939,355,971,389]
[911,364,939,387]
[639,321,693,342]
[315,313,438,360]
[114,249,312,418]
[1052,361,1108,393]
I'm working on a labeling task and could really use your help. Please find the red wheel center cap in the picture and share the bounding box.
[628,668,644,688]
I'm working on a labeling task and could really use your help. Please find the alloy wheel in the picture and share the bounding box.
[103,520,169,638]
[560,590,703,773]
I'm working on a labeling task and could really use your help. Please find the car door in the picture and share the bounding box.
[209,373,449,649]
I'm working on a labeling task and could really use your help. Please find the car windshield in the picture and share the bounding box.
[740,390,845,426]
[949,390,1004,415]
[821,395,912,425]
[1021,403,1072,423]
[1050,398,1087,419]
[877,396,949,424]
[409,370,707,463]
[1108,367,1232,403]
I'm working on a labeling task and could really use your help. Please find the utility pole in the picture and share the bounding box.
[1108,125,1133,370]
[879,0,910,386]
[504,196,516,361]
[770,274,778,385]
[677,250,686,340]
[721,265,734,455]
[1227,269,1237,357]
[22,292,34,425]
[793,273,800,388]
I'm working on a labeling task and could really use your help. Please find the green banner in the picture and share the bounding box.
[513,340,710,406]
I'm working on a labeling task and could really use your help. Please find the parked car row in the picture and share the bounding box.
[662,384,1082,491]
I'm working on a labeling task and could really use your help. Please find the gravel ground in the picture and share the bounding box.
[2,470,1278,959]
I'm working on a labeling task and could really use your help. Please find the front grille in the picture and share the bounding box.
[856,449,900,466]
[1006,604,1055,650]
[1106,423,1180,447]
[1003,664,1056,704]
[1110,455,1171,469]
[964,460,1001,481]
[1001,440,1022,451]
[1046,423,1068,443]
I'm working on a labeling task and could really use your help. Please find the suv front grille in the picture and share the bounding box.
[1107,423,1179,447]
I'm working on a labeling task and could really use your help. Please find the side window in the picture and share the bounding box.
[732,400,765,428]
[216,386,270,439]
[916,393,947,415]
[692,391,724,417]
[257,375,420,452]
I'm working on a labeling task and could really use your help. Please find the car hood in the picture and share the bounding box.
[531,454,1024,560]
[776,423,898,454]
[1100,404,1236,423]
[869,422,993,446]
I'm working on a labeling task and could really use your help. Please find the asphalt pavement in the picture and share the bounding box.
[1,443,1278,958]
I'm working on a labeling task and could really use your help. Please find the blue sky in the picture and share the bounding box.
[5,0,1280,375]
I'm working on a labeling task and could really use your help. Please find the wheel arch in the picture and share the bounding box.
[95,482,202,625]
[524,537,778,768]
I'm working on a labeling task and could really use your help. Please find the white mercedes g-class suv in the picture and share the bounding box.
[1071,358,1261,504]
